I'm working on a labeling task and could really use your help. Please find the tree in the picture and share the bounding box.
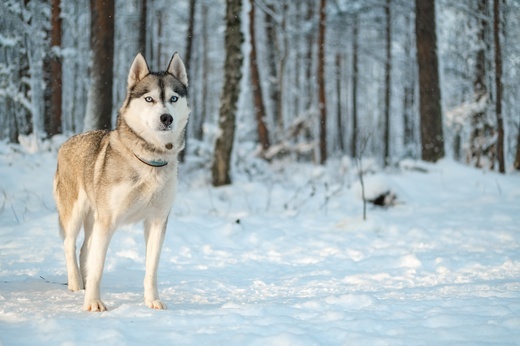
[351,14,359,158]
[415,0,444,162]
[317,0,327,164]
[212,0,244,186]
[137,0,147,56]
[469,0,494,169]
[44,0,62,137]
[383,0,392,166]
[335,52,344,153]
[84,0,115,131]
[249,0,270,153]
[180,0,197,162]
[493,0,505,173]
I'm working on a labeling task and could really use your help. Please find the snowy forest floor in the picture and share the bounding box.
[1,140,520,345]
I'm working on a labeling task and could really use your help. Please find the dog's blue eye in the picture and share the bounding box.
[170,96,178,103]
[144,96,153,103]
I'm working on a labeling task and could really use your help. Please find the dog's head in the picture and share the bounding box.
[120,53,190,150]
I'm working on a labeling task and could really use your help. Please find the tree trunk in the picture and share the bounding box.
[351,14,359,158]
[415,0,444,162]
[317,0,327,164]
[249,0,270,152]
[335,52,344,153]
[45,0,62,137]
[514,124,520,170]
[469,0,494,169]
[84,0,114,131]
[180,0,196,162]
[212,0,244,186]
[196,4,209,140]
[402,12,415,155]
[264,1,281,137]
[138,0,147,56]
[493,0,505,173]
[383,0,391,166]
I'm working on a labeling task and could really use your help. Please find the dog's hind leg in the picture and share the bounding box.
[143,218,168,310]
[80,211,94,289]
[60,206,84,292]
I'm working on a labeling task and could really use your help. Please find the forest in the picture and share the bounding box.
[1,0,520,182]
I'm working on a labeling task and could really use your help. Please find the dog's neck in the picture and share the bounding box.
[133,153,168,167]
[115,117,177,167]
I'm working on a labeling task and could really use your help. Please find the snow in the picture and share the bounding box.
[1,141,520,345]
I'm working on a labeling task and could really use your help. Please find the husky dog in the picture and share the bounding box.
[53,53,189,311]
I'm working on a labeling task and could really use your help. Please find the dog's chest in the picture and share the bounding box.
[109,170,176,224]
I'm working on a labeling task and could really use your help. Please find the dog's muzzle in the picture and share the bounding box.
[160,114,173,127]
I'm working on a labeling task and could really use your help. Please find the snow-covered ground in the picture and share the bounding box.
[1,141,520,345]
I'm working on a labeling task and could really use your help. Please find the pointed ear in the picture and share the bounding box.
[127,53,149,88]
[167,52,188,86]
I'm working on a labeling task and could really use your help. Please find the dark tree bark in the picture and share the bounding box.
[84,0,114,131]
[383,0,391,166]
[317,0,327,164]
[351,14,359,158]
[179,0,196,162]
[138,0,147,56]
[415,0,444,162]
[493,0,505,173]
[196,4,209,140]
[402,12,415,154]
[264,1,283,136]
[212,0,244,186]
[469,0,494,169]
[44,0,62,137]
[514,124,520,170]
[249,0,270,152]
[335,52,344,153]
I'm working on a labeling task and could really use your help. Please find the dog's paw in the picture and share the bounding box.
[146,300,167,310]
[83,300,107,312]
[67,277,84,292]
[68,282,83,292]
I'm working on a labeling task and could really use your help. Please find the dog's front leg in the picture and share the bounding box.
[143,218,167,310]
[83,222,113,312]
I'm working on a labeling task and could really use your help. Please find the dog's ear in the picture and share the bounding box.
[167,52,188,87]
[128,53,149,88]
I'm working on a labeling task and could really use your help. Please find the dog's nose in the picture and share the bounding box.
[160,114,173,127]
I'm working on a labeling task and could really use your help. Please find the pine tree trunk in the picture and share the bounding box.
[317,0,327,164]
[45,0,62,137]
[383,0,391,166]
[415,0,444,162]
[264,2,280,136]
[351,15,359,158]
[196,4,209,140]
[514,126,520,170]
[180,0,196,162]
[335,52,344,153]
[212,0,244,186]
[493,0,505,173]
[138,0,147,56]
[249,0,270,152]
[469,0,493,169]
[84,0,114,131]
